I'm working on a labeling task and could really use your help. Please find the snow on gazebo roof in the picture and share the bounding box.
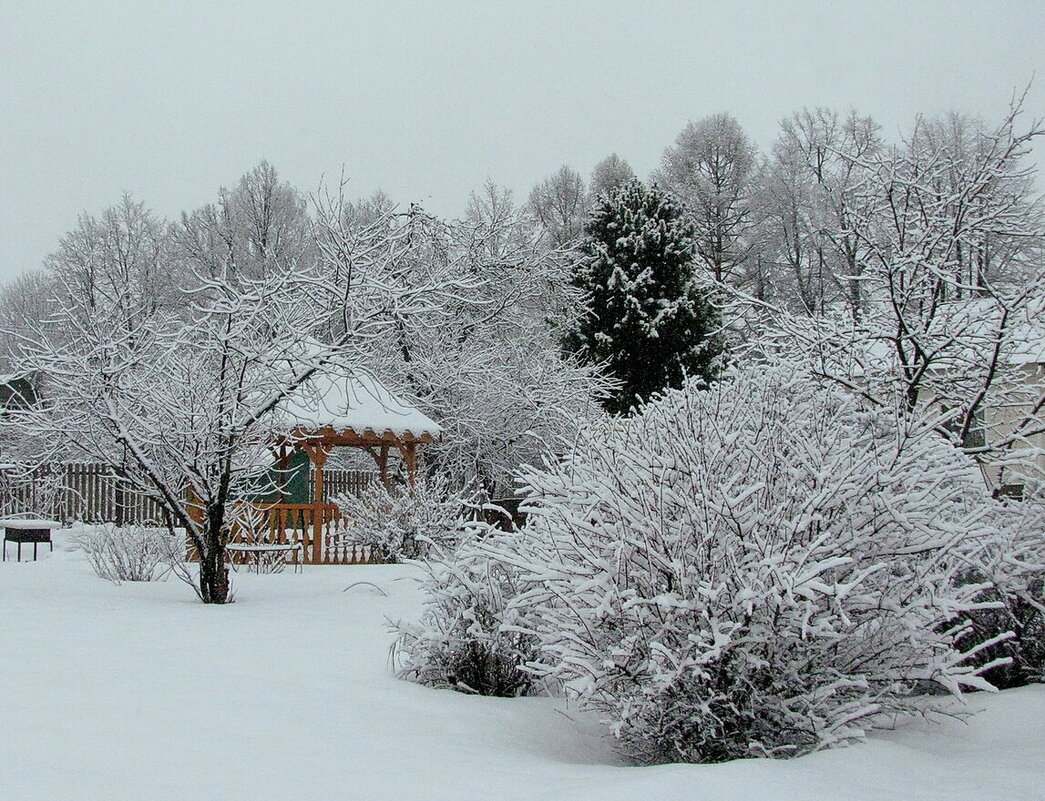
[278,368,441,443]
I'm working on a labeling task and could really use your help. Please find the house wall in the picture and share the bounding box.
[983,361,1045,494]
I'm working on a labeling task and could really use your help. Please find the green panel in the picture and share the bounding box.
[245,449,311,504]
[0,376,36,409]
[283,449,312,504]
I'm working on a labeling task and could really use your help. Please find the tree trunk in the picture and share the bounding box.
[198,512,231,603]
[198,545,231,603]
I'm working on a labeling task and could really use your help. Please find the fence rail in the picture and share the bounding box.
[230,502,382,565]
[0,463,377,525]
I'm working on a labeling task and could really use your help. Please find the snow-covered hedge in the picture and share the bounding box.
[400,366,1029,762]
[337,474,471,563]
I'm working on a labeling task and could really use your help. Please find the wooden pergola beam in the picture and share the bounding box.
[301,443,332,564]
[281,426,437,450]
[272,424,433,491]
[399,441,417,487]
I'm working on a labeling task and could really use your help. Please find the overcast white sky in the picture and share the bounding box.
[2,0,1043,283]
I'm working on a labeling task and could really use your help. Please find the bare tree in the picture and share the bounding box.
[656,113,756,286]
[465,181,534,260]
[589,153,635,199]
[749,147,827,312]
[527,165,588,247]
[752,109,882,317]
[765,95,1045,490]
[340,188,397,233]
[46,194,180,326]
[331,183,607,495]
[10,191,480,603]
[0,270,57,367]
[177,161,314,281]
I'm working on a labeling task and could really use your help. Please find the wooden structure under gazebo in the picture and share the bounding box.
[228,370,441,566]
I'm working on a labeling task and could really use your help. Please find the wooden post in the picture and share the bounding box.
[303,444,330,564]
[186,485,204,526]
[275,443,291,503]
[378,444,390,488]
[184,484,204,561]
[402,441,417,487]
[113,467,125,527]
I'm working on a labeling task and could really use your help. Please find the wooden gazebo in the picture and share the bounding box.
[242,370,441,564]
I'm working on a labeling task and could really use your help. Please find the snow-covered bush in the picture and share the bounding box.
[960,492,1045,687]
[337,474,472,563]
[75,523,174,583]
[500,367,1012,763]
[393,528,540,696]
[395,367,1033,758]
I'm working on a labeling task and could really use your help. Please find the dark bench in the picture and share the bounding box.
[1,519,60,562]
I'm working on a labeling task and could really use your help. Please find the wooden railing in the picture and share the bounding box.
[0,464,377,527]
[228,502,381,565]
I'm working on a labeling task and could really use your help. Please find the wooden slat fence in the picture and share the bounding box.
[312,468,376,503]
[0,464,380,526]
[0,463,166,524]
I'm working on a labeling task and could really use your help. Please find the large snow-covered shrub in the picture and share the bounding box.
[394,365,1033,766]
[504,367,1014,763]
[337,474,472,563]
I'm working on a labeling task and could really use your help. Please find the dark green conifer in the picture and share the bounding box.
[564,180,722,414]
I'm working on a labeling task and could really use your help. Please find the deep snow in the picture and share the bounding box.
[1,529,1042,801]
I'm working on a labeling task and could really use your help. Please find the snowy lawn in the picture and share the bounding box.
[1,529,1042,801]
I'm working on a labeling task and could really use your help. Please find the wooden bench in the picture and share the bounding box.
[225,542,303,573]
[1,519,61,562]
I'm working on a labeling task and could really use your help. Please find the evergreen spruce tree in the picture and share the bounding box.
[565,180,722,414]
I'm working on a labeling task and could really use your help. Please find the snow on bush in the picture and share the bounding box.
[75,523,174,583]
[398,366,1028,762]
[337,474,472,563]
[960,491,1045,687]
[394,528,540,696]
[501,366,1016,763]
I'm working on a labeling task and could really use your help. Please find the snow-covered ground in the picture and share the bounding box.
[1,529,1042,801]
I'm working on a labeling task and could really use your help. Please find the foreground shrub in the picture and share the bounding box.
[505,367,1018,763]
[75,523,174,583]
[393,365,1037,763]
[337,474,472,563]
[394,528,540,696]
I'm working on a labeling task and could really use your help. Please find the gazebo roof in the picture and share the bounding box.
[278,368,441,446]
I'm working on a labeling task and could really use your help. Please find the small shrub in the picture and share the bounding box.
[337,474,471,563]
[75,523,174,583]
[393,529,540,696]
